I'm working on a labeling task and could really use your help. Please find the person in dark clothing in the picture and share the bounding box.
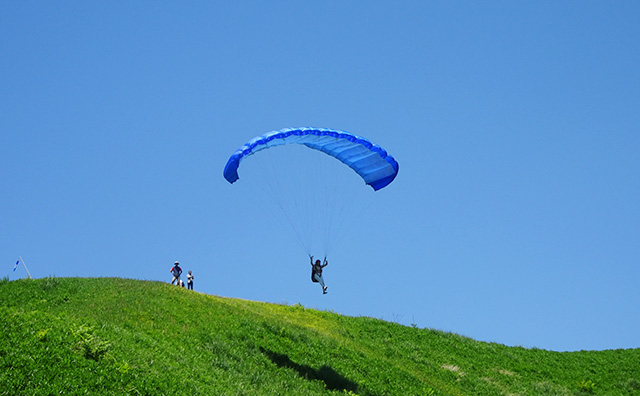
[310,255,328,294]
[170,261,182,286]
[187,270,194,290]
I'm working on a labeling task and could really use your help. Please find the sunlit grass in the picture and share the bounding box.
[1,277,638,395]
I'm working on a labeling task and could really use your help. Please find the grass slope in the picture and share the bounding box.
[1,277,639,396]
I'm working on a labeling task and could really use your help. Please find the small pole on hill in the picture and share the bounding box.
[19,256,32,279]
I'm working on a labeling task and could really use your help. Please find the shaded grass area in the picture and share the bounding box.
[1,277,639,395]
[261,348,360,393]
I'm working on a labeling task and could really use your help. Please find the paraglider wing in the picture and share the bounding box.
[223,127,399,191]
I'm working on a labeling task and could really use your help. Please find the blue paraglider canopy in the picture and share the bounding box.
[223,127,399,191]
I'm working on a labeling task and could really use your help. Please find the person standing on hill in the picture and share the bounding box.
[187,270,194,290]
[310,255,328,294]
[170,261,182,286]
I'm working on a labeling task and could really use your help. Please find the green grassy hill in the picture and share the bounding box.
[1,277,638,396]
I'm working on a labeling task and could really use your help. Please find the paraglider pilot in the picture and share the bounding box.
[310,255,328,294]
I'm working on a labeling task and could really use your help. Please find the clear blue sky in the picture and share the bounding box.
[2,1,639,352]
